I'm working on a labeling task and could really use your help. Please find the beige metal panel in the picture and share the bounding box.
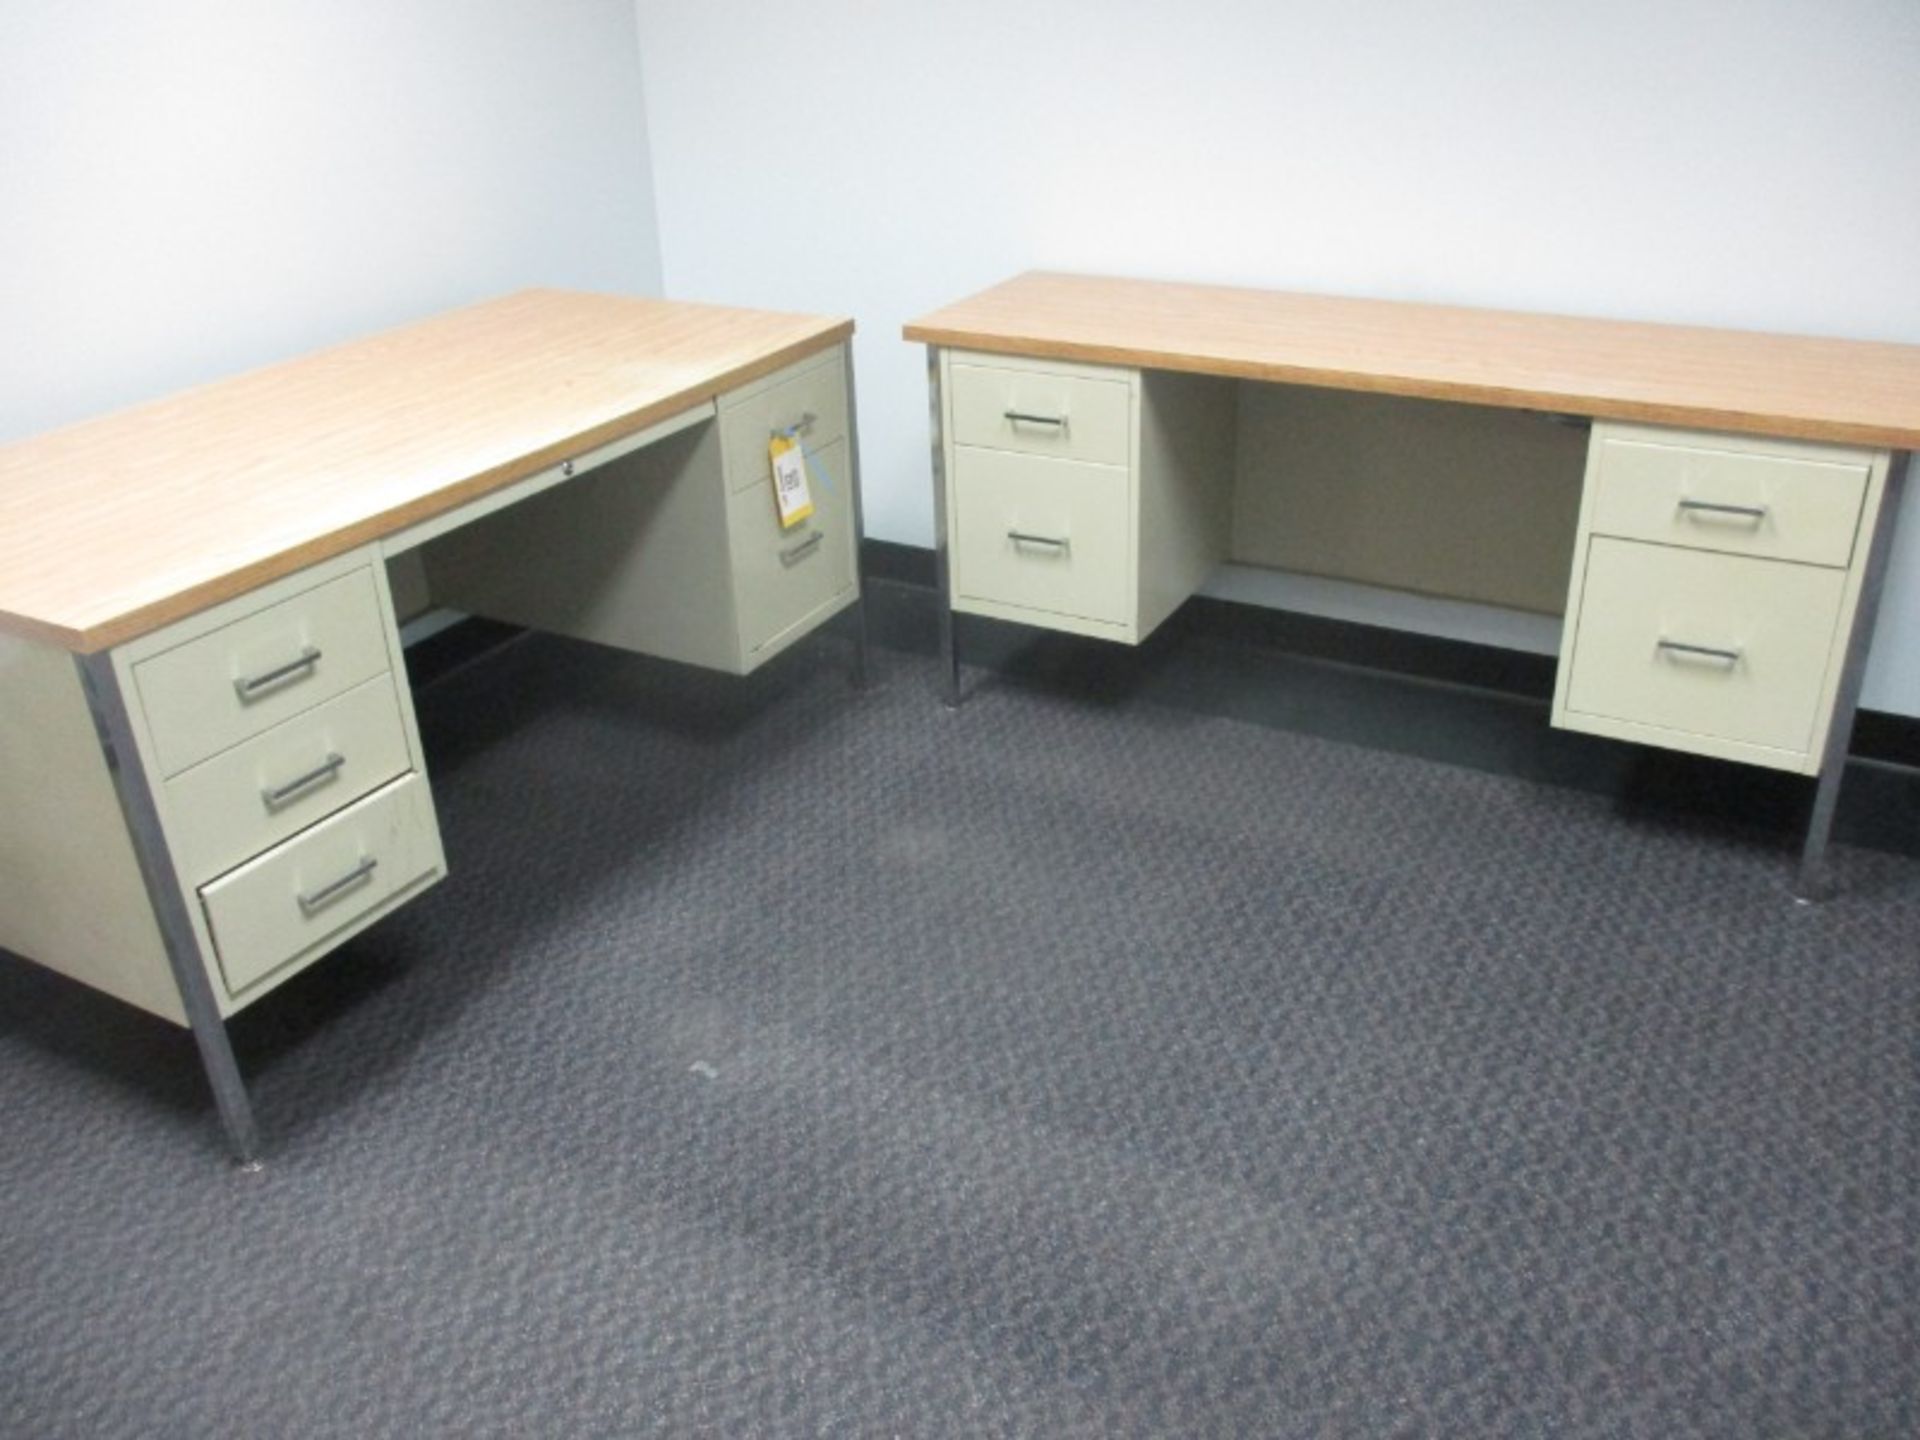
[0,292,853,653]
[1231,386,1586,615]
[719,346,848,494]
[160,675,413,885]
[729,440,856,660]
[381,403,716,555]
[949,355,1132,466]
[199,773,443,999]
[133,566,390,777]
[422,420,746,672]
[1551,432,1621,746]
[1136,369,1234,638]
[746,588,862,670]
[949,593,1136,645]
[1563,539,1847,758]
[1550,709,1818,773]
[1587,424,1871,566]
[386,550,433,624]
[1205,564,1564,654]
[906,272,1920,451]
[952,447,1133,627]
[0,634,182,1023]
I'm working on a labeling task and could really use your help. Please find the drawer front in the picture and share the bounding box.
[1588,431,1869,567]
[950,360,1132,466]
[721,349,848,494]
[136,568,392,776]
[729,438,856,656]
[1565,538,1846,756]
[164,675,414,884]
[952,447,1131,625]
[199,773,442,997]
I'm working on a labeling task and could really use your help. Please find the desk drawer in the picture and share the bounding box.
[1564,538,1846,757]
[163,675,414,884]
[135,568,392,776]
[1588,429,1869,567]
[729,437,856,656]
[953,447,1131,625]
[200,773,442,997]
[721,349,848,494]
[950,360,1132,466]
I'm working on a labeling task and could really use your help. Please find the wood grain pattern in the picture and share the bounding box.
[905,272,1920,452]
[0,289,852,652]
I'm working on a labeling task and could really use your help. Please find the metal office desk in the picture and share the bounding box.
[0,289,864,1162]
[907,272,1920,898]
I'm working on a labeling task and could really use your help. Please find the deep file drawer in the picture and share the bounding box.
[949,360,1133,466]
[199,772,442,997]
[1588,429,1870,567]
[729,437,856,657]
[952,446,1131,625]
[1563,538,1847,758]
[162,674,414,884]
[134,567,393,776]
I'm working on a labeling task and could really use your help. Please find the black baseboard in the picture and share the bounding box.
[1853,709,1920,768]
[861,536,939,589]
[1169,596,1558,699]
[859,538,1920,769]
[401,616,525,689]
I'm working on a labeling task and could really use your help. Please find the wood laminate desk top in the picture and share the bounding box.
[0,289,853,653]
[906,271,1920,454]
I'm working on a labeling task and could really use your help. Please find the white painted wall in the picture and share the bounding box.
[0,0,661,443]
[634,0,1920,715]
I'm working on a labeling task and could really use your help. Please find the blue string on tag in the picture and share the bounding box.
[774,424,836,494]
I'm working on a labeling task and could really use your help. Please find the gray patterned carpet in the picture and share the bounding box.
[2,610,1916,1438]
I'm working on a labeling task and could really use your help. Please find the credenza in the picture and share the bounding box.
[906,272,1920,900]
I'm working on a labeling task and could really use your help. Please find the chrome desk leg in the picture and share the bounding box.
[928,346,960,707]
[843,340,871,690]
[76,652,262,1166]
[1794,451,1908,903]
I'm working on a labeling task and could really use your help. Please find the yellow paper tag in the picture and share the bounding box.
[769,435,814,529]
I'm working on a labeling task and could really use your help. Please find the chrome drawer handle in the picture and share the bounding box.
[261,752,346,809]
[1004,410,1067,428]
[1677,498,1769,521]
[772,411,817,439]
[234,646,322,699]
[1657,638,1742,664]
[297,855,378,914]
[1008,530,1070,550]
[779,532,826,566]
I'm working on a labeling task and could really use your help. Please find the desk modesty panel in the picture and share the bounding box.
[907,273,1919,897]
[0,291,861,1163]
